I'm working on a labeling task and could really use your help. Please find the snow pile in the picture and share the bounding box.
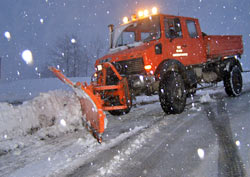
[190,103,202,111]
[135,94,159,105]
[0,90,83,141]
[199,93,215,103]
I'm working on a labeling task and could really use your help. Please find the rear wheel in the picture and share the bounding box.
[159,72,187,114]
[223,65,242,96]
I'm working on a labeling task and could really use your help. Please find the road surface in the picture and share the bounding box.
[1,83,250,177]
[68,83,250,177]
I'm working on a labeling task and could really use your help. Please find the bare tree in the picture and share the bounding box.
[85,36,107,76]
[46,34,106,78]
[49,34,86,77]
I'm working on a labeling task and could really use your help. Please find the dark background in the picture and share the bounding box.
[0,0,249,80]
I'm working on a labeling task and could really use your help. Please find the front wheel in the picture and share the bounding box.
[108,98,132,116]
[159,72,187,114]
[223,65,243,97]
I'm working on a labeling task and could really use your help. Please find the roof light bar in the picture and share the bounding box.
[143,9,149,17]
[152,7,158,14]
[122,7,158,24]
[138,11,144,18]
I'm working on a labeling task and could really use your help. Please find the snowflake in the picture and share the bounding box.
[4,31,11,41]
[22,50,33,65]
[197,148,205,159]
[235,140,240,147]
[60,119,67,127]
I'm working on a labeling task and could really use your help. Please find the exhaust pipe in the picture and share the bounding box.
[108,24,114,49]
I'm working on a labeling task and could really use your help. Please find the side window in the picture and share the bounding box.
[186,20,198,38]
[164,18,182,38]
[141,32,159,42]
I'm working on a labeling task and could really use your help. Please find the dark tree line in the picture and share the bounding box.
[41,34,106,78]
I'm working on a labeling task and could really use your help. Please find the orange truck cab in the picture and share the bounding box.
[94,10,243,115]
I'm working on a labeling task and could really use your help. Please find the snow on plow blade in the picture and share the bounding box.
[49,67,105,143]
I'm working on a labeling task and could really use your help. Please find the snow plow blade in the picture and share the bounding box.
[49,67,105,143]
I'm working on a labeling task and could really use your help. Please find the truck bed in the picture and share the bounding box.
[204,35,243,59]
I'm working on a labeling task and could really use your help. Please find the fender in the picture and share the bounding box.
[155,59,197,87]
[224,58,243,72]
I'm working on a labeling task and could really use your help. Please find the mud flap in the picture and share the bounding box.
[49,67,106,143]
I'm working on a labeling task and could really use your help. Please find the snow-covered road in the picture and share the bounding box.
[1,77,250,177]
[69,83,250,177]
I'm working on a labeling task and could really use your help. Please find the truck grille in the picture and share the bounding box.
[116,58,144,75]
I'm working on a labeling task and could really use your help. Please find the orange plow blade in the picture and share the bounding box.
[49,67,106,143]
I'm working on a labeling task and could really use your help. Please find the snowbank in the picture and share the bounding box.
[0,90,83,151]
[200,93,216,103]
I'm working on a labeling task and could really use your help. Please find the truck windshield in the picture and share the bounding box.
[112,15,160,48]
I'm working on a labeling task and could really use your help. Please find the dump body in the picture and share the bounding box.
[204,35,243,59]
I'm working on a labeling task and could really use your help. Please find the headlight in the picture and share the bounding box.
[97,64,102,71]
[91,73,98,82]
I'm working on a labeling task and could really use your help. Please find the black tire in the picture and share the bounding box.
[223,65,243,97]
[159,72,187,114]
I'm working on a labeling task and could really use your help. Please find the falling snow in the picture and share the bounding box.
[60,119,67,127]
[235,140,241,147]
[21,50,33,65]
[197,148,205,159]
[0,0,250,176]
[71,38,76,43]
[4,31,11,41]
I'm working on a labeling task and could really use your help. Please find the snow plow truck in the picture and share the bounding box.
[50,8,244,143]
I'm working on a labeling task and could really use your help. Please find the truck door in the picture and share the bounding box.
[163,17,205,66]
[184,19,206,65]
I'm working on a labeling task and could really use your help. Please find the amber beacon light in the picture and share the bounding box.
[123,7,158,24]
